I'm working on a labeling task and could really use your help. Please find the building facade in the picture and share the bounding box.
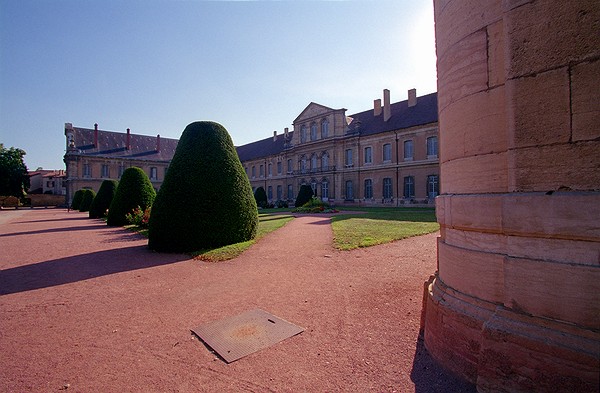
[238,89,439,206]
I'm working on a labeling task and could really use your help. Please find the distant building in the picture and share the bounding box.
[63,88,439,206]
[28,169,66,195]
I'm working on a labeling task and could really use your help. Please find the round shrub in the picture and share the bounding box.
[89,179,118,219]
[107,167,156,226]
[254,186,268,208]
[79,189,96,212]
[295,184,314,207]
[148,121,258,252]
[71,189,84,210]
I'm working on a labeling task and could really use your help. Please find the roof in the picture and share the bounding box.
[236,132,294,162]
[67,126,178,162]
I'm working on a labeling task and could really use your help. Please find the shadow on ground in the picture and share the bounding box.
[0,246,189,296]
[410,336,477,393]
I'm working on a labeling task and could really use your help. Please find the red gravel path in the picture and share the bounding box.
[0,208,475,392]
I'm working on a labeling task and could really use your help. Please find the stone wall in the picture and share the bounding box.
[423,1,600,391]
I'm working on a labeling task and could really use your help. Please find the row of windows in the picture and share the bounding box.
[300,119,329,143]
[82,164,163,181]
[345,136,438,166]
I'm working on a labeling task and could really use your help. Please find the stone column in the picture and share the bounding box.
[423,1,600,391]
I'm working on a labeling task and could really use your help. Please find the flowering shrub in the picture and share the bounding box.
[292,197,339,213]
[125,206,151,228]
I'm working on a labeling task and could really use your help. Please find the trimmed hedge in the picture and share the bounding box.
[79,189,96,212]
[148,121,258,252]
[295,184,314,207]
[89,179,118,219]
[254,186,268,208]
[107,167,156,226]
[71,189,84,210]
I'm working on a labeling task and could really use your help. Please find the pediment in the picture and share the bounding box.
[293,102,335,124]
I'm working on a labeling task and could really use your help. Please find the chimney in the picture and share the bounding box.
[126,128,131,150]
[156,134,161,152]
[284,127,289,138]
[374,99,382,116]
[408,88,417,107]
[383,89,391,121]
[94,123,98,147]
[273,130,277,142]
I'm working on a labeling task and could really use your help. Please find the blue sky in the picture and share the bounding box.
[0,0,436,170]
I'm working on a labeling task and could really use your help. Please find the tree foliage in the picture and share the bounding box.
[107,167,156,226]
[0,144,30,197]
[89,179,118,219]
[71,189,84,210]
[148,121,258,252]
[79,189,96,212]
[295,184,315,207]
[254,186,268,208]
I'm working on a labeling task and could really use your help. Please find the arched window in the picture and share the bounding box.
[321,152,329,170]
[310,123,317,141]
[321,119,329,138]
[311,154,318,172]
[301,125,307,143]
[321,179,329,199]
[364,179,373,199]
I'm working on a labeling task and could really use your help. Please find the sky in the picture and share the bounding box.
[0,0,437,170]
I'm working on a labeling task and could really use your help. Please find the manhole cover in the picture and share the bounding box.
[191,308,304,363]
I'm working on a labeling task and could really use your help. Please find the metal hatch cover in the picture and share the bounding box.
[191,308,304,363]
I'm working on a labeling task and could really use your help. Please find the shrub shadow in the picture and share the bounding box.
[0,223,108,238]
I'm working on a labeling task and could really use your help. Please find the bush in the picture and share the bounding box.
[89,179,118,219]
[295,184,314,207]
[254,186,268,208]
[107,167,156,226]
[79,189,96,212]
[148,121,258,252]
[71,190,84,210]
[292,196,338,213]
[275,199,288,208]
[125,206,151,228]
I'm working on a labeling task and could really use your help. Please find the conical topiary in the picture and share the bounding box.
[107,167,156,226]
[79,189,96,212]
[71,189,84,210]
[148,121,258,252]
[295,184,314,207]
[254,186,268,208]
[89,179,118,219]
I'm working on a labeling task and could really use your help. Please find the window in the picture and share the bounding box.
[345,180,354,200]
[252,166,256,178]
[301,125,307,143]
[404,140,414,161]
[268,163,272,177]
[311,181,317,195]
[83,163,91,178]
[164,166,168,178]
[310,123,317,141]
[311,155,317,172]
[364,179,373,199]
[259,165,264,177]
[383,178,393,199]
[383,143,392,162]
[300,157,307,173]
[119,165,125,178]
[287,184,293,200]
[427,175,439,198]
[287,159,293,173]
[321,119,329,138]
[321,180,329,199]
[47,181,54,188]
[277,185,282,200]
[345,149,353,166]
[101,164,110,178]
[277,161,282,175]
[404,176,415,198]
[150,167,157,181]
[268,186,273,200]
[427,136,438,158]
[321,153,329,170]
[364,146,372,164]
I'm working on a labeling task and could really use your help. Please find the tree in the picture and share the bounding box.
[295,184,314,207]
[148,121,258,252]
[0,144,30,197]
[71,189,84,210]
[89,179,118,219]
[254,186,268,208]
[107,167,156,226]
[79,189,96,212]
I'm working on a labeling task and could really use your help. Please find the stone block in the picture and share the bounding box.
[506,68,571,149]
[439,86,507,162]
[508,141,600,192]
[503,256,600,327]
[487,20,505,88]
[438,241,505,303]
[507,235,600,266]
[505,0,600,78]
[444,228,506,255]
[572,59,600,141]
[448,194,503,232]
[502,191,600,241]
[441,152,508,194]
[437,29,488,112]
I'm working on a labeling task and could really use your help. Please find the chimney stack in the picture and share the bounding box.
[408,88,417,107]
[94,123,98,147]
[126,128,131,150]
[273,130,277,141]
[156,134,161,152]
[383,89,391,121]
[284,127,289,138]
[374,99,382,116]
